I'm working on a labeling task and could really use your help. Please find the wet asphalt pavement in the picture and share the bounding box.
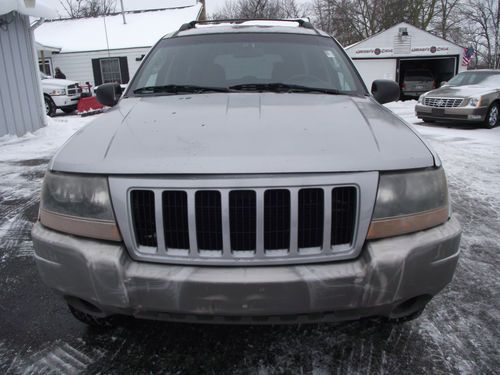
[0,123,499,374]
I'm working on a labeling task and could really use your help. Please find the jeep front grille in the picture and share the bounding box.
[423,97,464,108]
[111,173,377,265]
[129,186,357,262]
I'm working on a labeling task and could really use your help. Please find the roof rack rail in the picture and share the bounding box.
[173,18,321,36]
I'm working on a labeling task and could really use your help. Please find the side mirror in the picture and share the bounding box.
[96,83,122,107]
[440,81,448,87]
[371,79,400,104]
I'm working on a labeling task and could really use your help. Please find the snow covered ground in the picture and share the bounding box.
[0,102,499,373]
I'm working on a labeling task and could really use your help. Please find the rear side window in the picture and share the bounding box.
[128,33,366,95]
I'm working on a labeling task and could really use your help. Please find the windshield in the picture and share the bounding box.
[127,33,366,96]
[404,70,434,80]
[447,71,500,86]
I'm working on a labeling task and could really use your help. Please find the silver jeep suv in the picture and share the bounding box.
[32,19,461,326]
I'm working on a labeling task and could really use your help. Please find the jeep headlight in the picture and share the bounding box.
[467,96,481,107]
[418,94,424,103]
[39,172,121,241]
[367,168,449,239]
[49,89,67,96]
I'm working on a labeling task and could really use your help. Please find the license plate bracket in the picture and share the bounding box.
[432,108,445,115]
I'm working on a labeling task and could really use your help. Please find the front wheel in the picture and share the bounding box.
[44,95,56,117]
[421,118,435,123]
[484,103,499,128]
[61,107,76,114]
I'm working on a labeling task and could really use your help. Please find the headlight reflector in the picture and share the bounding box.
[367,168,449,239]
[40,172,121,241]
[49,89,66,96]
[467,97,481,107]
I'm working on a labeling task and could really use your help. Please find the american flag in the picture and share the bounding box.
[462,47,475,66]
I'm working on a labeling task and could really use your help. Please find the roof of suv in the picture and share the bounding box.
[164,19,331,39]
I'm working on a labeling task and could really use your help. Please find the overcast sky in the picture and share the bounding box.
[43,0,310,19]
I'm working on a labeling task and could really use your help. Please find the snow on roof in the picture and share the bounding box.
[34,4,201,53]
[0,0,57,18]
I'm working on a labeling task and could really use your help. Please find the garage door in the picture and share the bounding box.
[398,57,457,87]
[352,59,397,90]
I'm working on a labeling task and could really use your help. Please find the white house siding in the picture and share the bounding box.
[49,47,151,86]
[352,59,397,90]
[0,12,46,137]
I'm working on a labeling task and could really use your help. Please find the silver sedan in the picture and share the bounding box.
[415,70,500,128]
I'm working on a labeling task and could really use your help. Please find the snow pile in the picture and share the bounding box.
[0,115,95,162]
[35,4,202,52]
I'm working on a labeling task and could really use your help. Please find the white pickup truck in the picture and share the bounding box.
[40,72,82,116]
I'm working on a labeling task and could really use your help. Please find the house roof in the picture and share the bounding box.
[345,22,464,52]
[0,0,57,18]
[34,3,202,53]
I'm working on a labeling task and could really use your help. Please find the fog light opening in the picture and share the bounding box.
[65,296,106,317]
[390,295,432,319]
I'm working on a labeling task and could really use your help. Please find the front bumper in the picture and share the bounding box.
[416,103,488,122]
[32,216,461,324]
[51,95,80,108]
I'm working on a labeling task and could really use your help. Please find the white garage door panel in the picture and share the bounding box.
[352,59,397,90]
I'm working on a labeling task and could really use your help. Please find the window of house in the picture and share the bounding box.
[38,58,52,76]
[92,57,129,86]
[100,58,121,83]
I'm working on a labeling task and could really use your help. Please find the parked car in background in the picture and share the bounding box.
[32,19,461,327]
[416,70,500,128]
[40,72,82,116]
[401,69,436,98]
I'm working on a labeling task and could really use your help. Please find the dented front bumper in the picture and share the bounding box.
[32,216,461,324]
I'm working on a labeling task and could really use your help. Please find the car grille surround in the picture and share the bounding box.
[423,97,464,108]
[110,173,378,266]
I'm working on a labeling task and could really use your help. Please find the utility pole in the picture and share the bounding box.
[120,0,127,24]
[199,0,207,21]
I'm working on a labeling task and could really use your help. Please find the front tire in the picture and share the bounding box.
[484,103,499,128]
[44,95,56,117]
[61,107,76,114]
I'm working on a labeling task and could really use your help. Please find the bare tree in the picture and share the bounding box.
[211,0,302,20]
[462,0,500,68]
[58,0,116,18]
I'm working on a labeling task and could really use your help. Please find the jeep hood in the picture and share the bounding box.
[50,93,434,174]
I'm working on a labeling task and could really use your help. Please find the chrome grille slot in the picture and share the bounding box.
[162,191,189,250]
[298,188,324,249]
[264,189,291,252]
[115,173,377,266]
[423,97,464,108]
[131,190,157,247]
[66,84,80,96]
[195,191,223,251]
[229,190,256,252]
[331,187,357,246]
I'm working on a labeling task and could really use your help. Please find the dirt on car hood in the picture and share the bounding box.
[50,93,434,174]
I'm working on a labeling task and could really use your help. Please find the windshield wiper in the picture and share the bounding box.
[228,83,342,95]
[133,84,229,95]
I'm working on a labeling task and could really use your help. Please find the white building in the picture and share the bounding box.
[34,0,203,86]
[345,22,466,90]
[0,0,57,137]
